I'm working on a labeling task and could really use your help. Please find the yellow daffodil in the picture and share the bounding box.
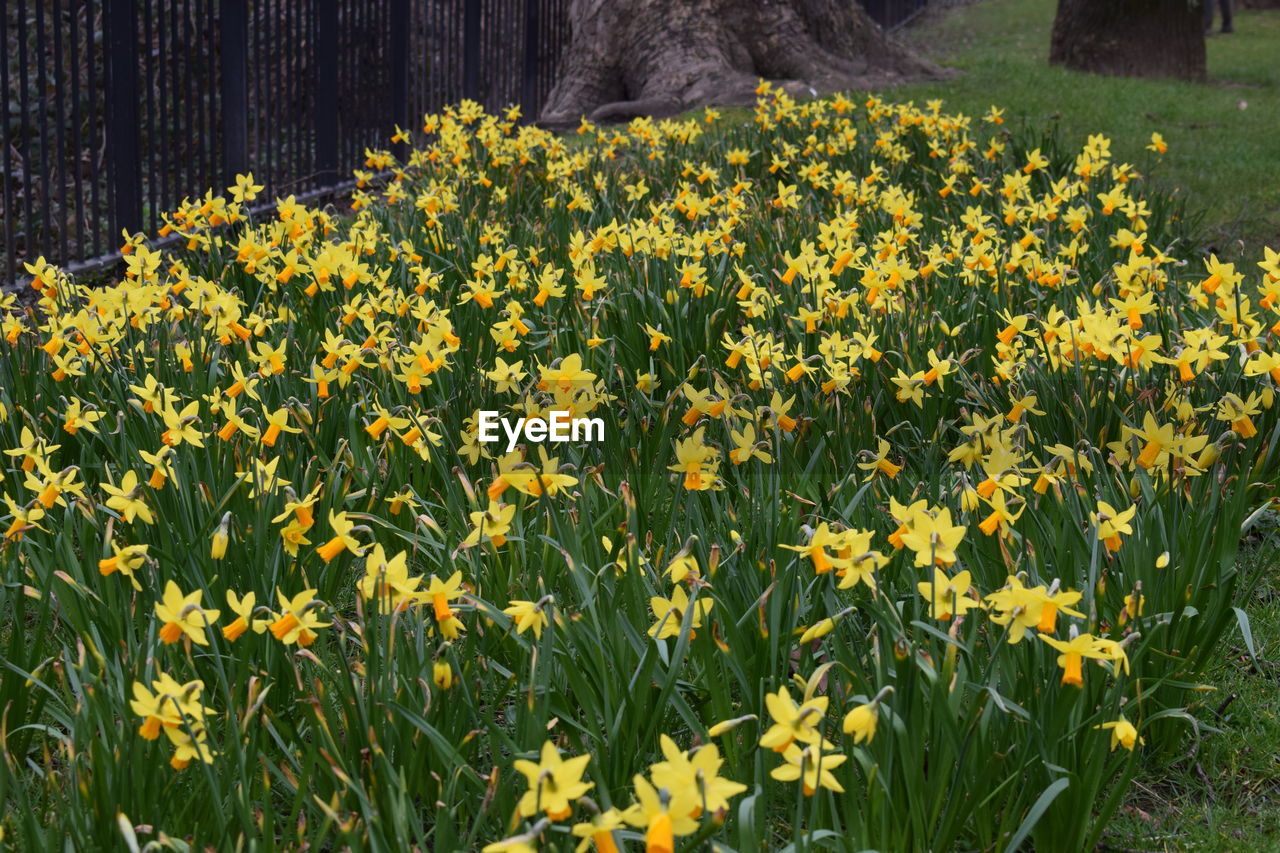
[154,580,220,645]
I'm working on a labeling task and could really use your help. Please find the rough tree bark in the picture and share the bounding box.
[1049,0,1206,82]
[538,0,946,128]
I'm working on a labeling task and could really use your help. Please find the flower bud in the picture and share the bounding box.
[211,512,232,560]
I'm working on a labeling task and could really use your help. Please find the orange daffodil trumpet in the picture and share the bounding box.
[222,590,268,641]
[98,541,149,588]
[268,589,330,647]
[1038,627,1130,688]
[315,510,368,562]
[130,671,217,770]
[1093,500,1137,553]
[783,522,887,590]
[154,580,220,645]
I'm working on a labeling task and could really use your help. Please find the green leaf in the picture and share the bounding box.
[1003,777,1069,853]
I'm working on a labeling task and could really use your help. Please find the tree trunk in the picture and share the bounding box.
[1049,0,1206,81]
[538,0,946,128]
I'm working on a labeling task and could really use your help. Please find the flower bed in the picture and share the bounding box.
[2,87,1279,850]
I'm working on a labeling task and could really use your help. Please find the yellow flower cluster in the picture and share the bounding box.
[3,85,1278,850]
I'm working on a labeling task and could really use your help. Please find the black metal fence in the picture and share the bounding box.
[864,0,930,30]
[3,0,925,286]
[1,0,571,286]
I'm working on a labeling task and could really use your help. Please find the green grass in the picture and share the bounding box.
[1103,552,1280,852]
[895,0,1280,262]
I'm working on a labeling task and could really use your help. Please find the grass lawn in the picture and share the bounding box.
[894,0,1280,263]
[1103,553,1280,851]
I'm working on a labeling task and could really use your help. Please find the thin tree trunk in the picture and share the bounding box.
[1049,0,1206,82]
[539,0,946,128]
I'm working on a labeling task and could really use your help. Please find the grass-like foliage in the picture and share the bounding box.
[2,87,1279,851]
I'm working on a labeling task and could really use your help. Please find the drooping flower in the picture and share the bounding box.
[98,541,149,589]
[1037,629,1111,687]
[315,510,365,562]
[1097,714,1143,751]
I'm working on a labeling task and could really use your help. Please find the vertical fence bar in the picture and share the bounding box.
[68,0,86,262]
[255,0,268,193]
[476,0,486,107]
[432,0,442,113]
[220,0,250,186]
[204,0,218,201]
[482,0,492,108]
[521,0,539,119]
[156,0,169,218]
[447,0,457,109]
[390,0,410,157]
[354,0,364,162]
[52,0,71,263]
[180,0,194,204]
[337,0,349,169]
[141,0,156,232]
[87,0,104,257]
[0,0,594,280]
[351,0,363,164]
[17,0,35,265]
[181,0,195,202]
[297,0,307,190]
[0,5,15,283]
[463,0,480,101]
[289,0,300,189]
[315,0,339,185]
[862,0,882,27]
[105,0,143,239]
[35,0,54,261]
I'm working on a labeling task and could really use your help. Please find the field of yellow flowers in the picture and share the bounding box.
[3,87,1280,851]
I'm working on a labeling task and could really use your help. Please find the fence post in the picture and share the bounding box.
[315,0,339,186]
[220,0,250,187]
[389,0,410,159]
[104,0,142,238]
[463,0,480,102]
[521,0,539,119]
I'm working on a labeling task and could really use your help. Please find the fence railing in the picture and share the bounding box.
[3,0,923,286]
[865,0,930,30]
[1,0,572,286]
